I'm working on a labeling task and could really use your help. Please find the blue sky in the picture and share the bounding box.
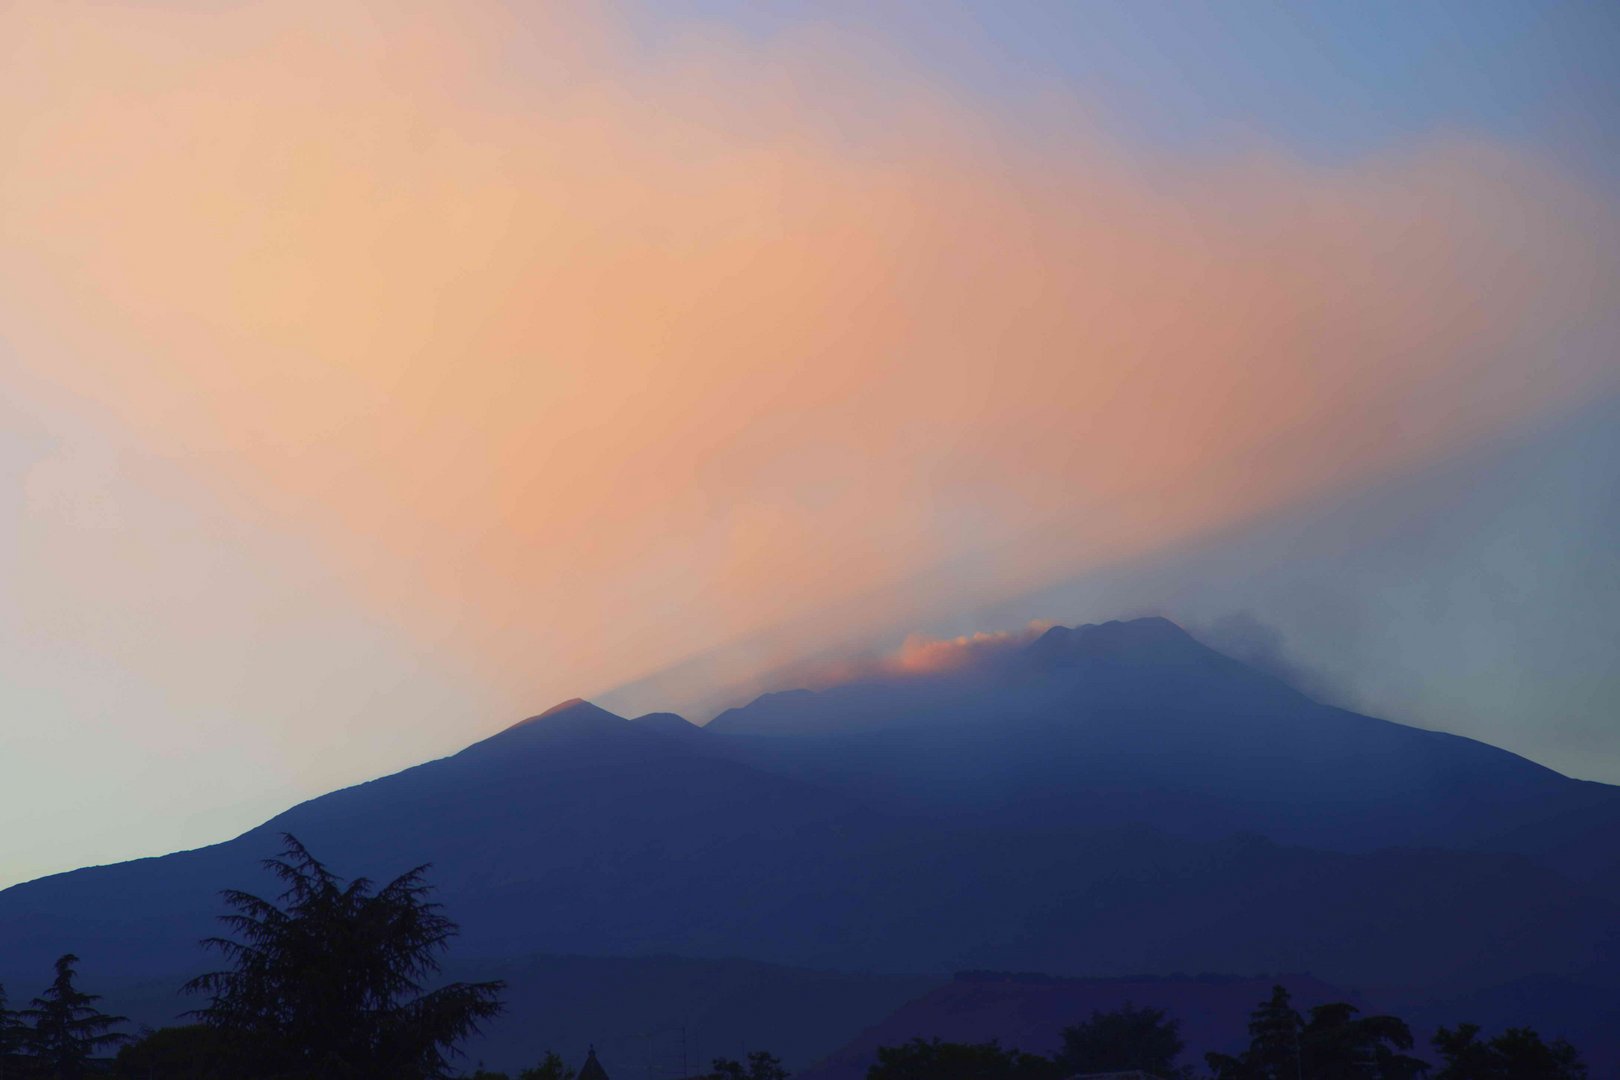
[633,0,1620,179]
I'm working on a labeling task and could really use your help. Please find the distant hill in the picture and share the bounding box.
[3,618,1618,1062]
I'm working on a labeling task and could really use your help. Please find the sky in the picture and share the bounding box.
[1,1,1617,888]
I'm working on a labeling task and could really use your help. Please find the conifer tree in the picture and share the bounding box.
[1207,985,1303,1080]
[185,833,503,1080]
[0,982,31,1080]
[1248,985,1304,1079]
[23,954,129,1080]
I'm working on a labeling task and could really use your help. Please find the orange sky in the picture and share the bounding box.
[2,1,1617,881]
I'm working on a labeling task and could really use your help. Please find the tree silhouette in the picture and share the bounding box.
[866,1038,1056,1080]
[709,1050,789,1080]
[518,1050,578,1080]
[1300,1002,1426,1080]
[1056,1001,1187,1077]
[184,833,503,1080]
[114,1024,236,1080]
[0,982,29,1080]
[1433,1022,1585,1080]
[23,954,129,1080]
[1208,988,1433,1080]
[1207,985,1304,1080]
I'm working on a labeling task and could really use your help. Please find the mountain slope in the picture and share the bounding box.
[701,619,1620,862]
[3,619,1618,1023]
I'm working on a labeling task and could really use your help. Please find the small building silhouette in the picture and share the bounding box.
[578,1045,610,1080]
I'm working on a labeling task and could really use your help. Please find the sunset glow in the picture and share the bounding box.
[2,0,1617,885]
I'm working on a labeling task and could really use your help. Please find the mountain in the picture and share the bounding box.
[3,618,1619,1065]
[702,619,1620,862]
[632,711,703,736]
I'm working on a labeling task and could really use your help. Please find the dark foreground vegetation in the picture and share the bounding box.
[0,837,1589,1079]
[1,836,500,1080]
[849,989,1586,1080]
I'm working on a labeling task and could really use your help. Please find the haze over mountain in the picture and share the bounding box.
[4,0,1618,894]
[4,619,1618,1042]
[701,619,1620,865]
[3,5,1614,1075]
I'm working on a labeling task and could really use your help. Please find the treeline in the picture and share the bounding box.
[852,990,1586,1080]
[463,994,1590,1080]
[466,1050,792,1080]
[0,836,1592,1079]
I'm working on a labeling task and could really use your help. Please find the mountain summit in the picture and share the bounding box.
[701,617,1595,856]
[2,616,1618,1057]
[492,697,631,738]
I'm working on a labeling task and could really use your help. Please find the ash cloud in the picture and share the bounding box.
[1193,612,1354,708]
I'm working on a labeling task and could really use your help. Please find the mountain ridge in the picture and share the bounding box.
[4,616,1618,1054]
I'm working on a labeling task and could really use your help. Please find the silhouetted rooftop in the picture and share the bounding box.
[579,1045,610,1080]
